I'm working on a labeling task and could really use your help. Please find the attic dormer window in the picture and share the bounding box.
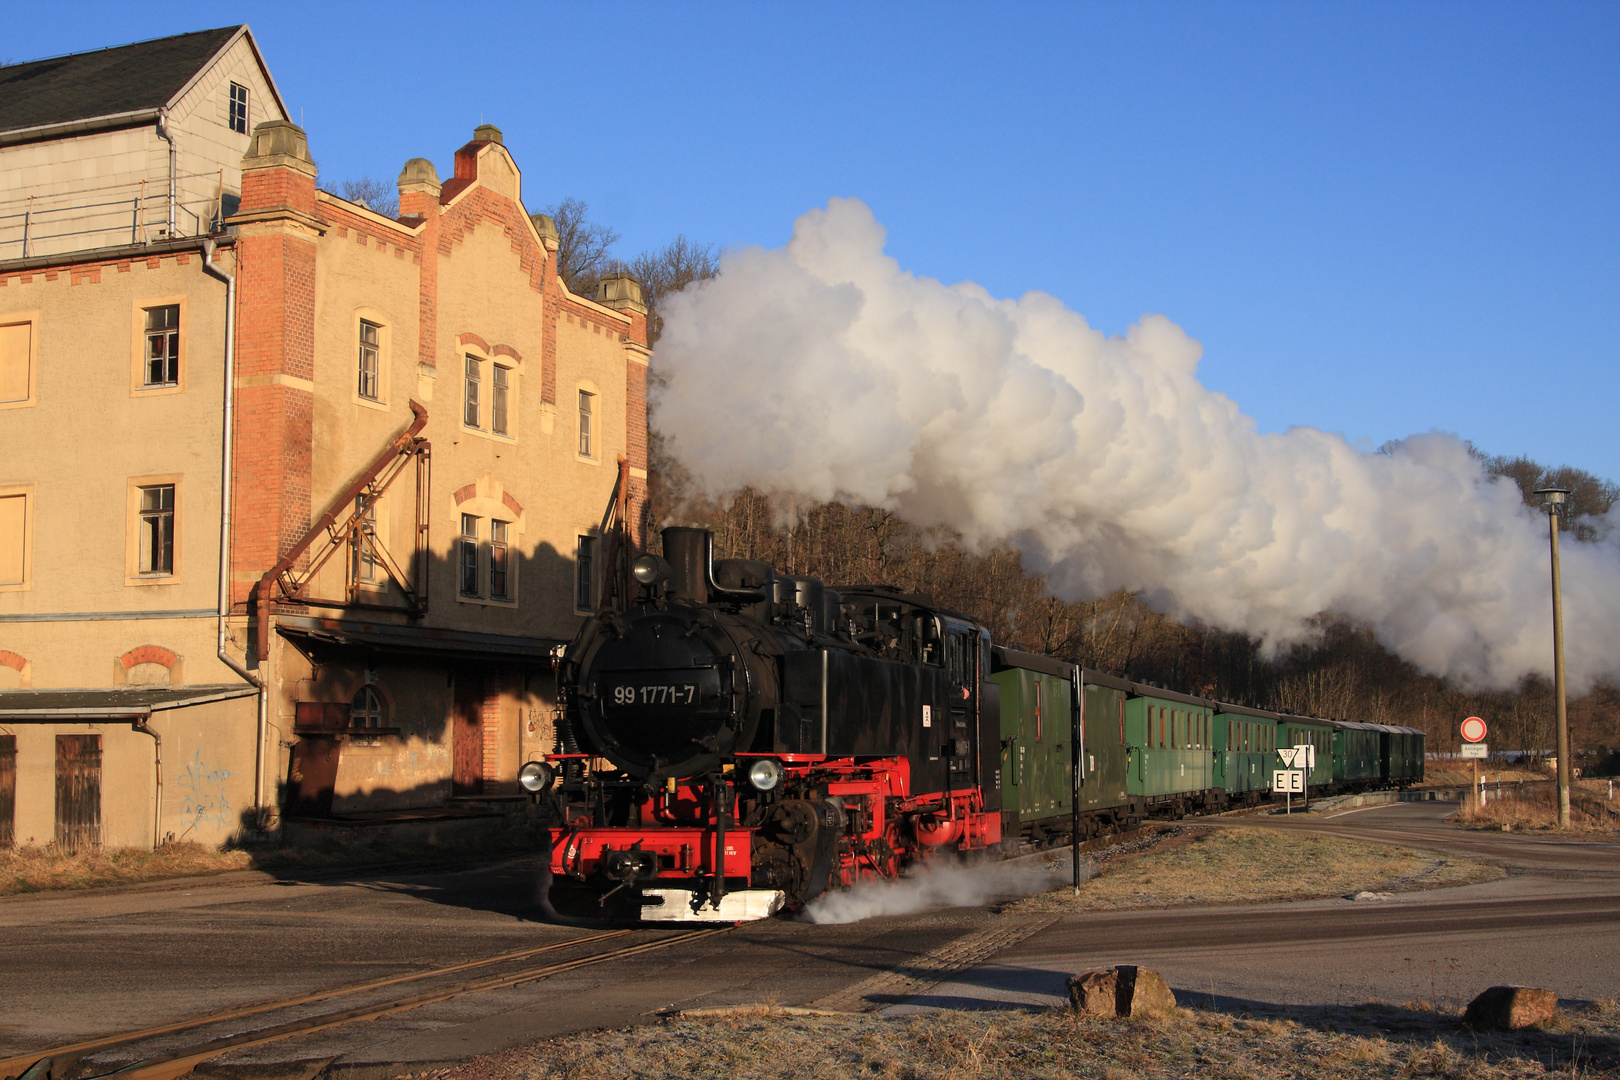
[228,83,249,134]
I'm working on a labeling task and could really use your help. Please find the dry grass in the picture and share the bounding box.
[1453,784,1620,834]
[435,999,1620,1080]
[0,826,549,896]
[0,841,253,895]
[1005,828,1502,914]
[1424,766,1552,786]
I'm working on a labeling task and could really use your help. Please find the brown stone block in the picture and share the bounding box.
[1066,965,1178,1018]
[1462,985,1558,1030]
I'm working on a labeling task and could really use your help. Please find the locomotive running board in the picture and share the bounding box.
[642,888,785,922]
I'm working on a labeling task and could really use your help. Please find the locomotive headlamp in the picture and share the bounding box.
[518,760,556,794]
[632,554,669,586]
[746,758,784,792]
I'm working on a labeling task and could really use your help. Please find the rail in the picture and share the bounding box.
[1,926,730,1080]
[0,170,234,260]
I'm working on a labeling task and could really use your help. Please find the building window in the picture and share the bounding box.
[0,321,32,406]
[492,365,510,436]
[489,520,510,600]
[0,491,27,587]
[576,534,595,610]
[464,355,481,428]
[358,321,381,401]
[353,495,379,583]
[350,685,383,729]
[229,82,249,135]
[144,306,180,387]
[459,514,480,596]
[578,390,594,457]
[138,485,175,575]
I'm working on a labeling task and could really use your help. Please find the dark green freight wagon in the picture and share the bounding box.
[1381,725,1425,785]
[1332,721,1383,787]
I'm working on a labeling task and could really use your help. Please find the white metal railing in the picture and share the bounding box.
[0,169,234,260]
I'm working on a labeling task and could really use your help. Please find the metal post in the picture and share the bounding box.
[1548,507,1571,829]
[1071,668,1083,896]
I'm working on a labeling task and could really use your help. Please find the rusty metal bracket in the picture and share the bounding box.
[255,402,431,660]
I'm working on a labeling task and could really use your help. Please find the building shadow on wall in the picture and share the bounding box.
[232,539,587,921]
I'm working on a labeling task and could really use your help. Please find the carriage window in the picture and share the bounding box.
[1118,697,1125,745]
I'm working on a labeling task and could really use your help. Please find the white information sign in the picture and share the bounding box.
[1294,743,1316,768]
[922,705,932,729]
[1273,769,1305,793]
[1278,748,1300,768]
[1459,742,1488,759]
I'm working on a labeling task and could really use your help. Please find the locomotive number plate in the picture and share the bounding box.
[611,683,700,706]
[602,667,722,710]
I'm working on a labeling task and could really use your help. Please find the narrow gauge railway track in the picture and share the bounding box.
[3,926,731,1080]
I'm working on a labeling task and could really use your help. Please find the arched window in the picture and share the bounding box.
[350,685,384,729]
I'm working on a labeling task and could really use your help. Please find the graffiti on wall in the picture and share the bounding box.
[177,750,234,836]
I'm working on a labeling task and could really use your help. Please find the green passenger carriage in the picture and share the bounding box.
[982,647,1427,853]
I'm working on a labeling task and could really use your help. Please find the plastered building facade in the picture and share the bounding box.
[0,28,650,850]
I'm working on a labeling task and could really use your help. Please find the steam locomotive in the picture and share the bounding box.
[528,526,1424,922]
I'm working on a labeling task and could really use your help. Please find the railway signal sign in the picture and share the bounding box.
[1461,716,1487,743]
[1273,769,1305,793]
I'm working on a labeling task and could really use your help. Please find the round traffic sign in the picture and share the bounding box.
[1461,716,1487,743]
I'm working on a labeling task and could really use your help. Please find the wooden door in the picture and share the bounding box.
[0,734,15,848]
[452,671,484,796]
[55,734,101,854]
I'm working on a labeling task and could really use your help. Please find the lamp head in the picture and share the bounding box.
[1534,486,1571,512]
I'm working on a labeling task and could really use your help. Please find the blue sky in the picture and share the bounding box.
[14,2,1619,479]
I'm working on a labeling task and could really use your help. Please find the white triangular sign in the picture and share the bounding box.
[1278,748,1298,767]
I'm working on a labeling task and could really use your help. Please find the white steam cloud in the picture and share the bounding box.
[802,853,1079,924]
[653,198,1620,691]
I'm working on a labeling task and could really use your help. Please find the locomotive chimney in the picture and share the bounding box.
[662,527,711,604]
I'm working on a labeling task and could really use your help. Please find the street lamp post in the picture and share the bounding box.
[1534,486,1572,830]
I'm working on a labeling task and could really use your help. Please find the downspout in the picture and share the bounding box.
[133,718,163,849]
[156,110,177,237]
[201,237,269,824]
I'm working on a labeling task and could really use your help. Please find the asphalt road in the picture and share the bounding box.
[1,800,1614,1078]
[902,800,1620,1016]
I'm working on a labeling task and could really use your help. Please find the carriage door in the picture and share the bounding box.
[55,734,101,854]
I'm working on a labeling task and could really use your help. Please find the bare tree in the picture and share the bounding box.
[1481,453,1618,540]
[625,235,720,343]
[546,197,621,296]
[319,176,398,219]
